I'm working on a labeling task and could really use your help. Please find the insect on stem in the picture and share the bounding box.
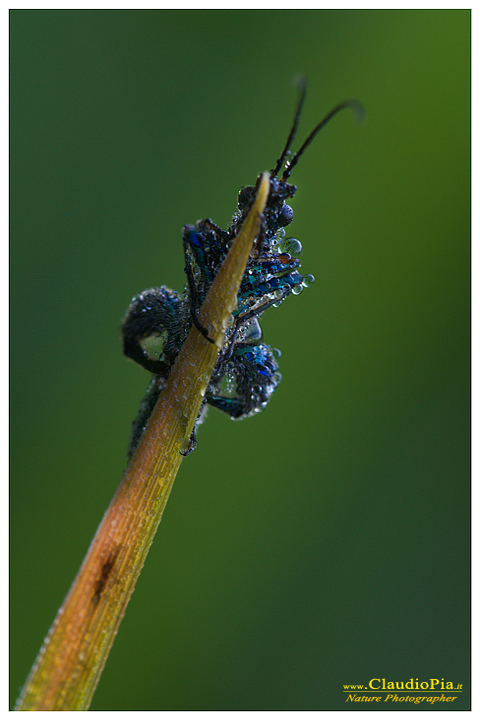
[15,80,363,711]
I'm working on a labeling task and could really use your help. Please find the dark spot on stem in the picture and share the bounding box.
[92,548,120,605]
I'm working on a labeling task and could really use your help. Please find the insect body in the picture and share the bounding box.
[122,83,363,456]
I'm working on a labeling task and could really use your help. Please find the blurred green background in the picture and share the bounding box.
[10,9,470,711]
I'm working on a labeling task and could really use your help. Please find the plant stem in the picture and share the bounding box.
[15,173,270,711]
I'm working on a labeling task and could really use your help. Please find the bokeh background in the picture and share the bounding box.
[10,9,470,711]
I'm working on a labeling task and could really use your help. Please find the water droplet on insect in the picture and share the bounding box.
[237,317,262,344]
[226,372,235,393]
[302,273,315,287]
[279,237,302,257]
[292,284,303,295]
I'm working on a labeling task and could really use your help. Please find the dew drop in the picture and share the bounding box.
[279,237,302,257]
[237,317,263,344]
[302,273,315,288]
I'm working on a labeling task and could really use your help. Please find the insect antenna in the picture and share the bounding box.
[282,99,365,180]
[271,76,307,178]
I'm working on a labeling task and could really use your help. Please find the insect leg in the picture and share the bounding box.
[183,263,215,343]
[127,376,163,460]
